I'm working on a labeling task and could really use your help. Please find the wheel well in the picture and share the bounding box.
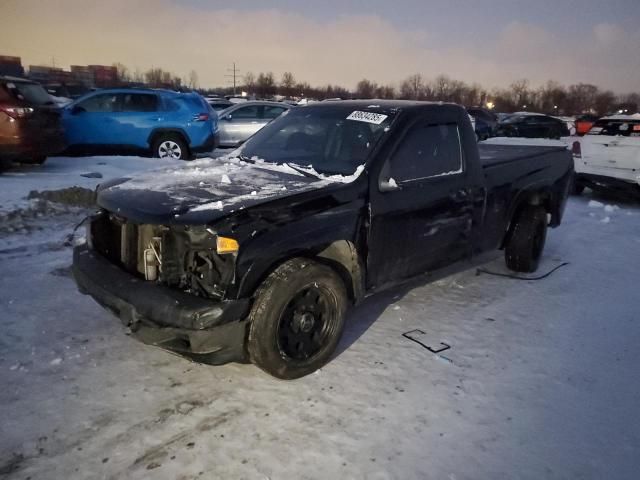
[313,240,364,305]
[240,241,364,305]
[148,129,191,151]
[501,192,552,249]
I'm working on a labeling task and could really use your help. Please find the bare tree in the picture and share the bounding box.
[509,79,531,109]
[256,72,276,98]
[145,68,181,89]
[566,83,599,114]
[295,81,311,98]
[594,90,616,116]
[399,74,424,100]
[280,72,295,98]
[112,62,131,85]
[355,79,377,98]
[132,67,144,83]
[188,70,199,89]
[243,71,255,93]
[375,84,396,99]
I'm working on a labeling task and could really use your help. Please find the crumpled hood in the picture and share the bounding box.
[96,157,356,224]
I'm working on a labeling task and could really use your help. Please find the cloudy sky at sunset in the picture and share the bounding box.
[1,0,639,92]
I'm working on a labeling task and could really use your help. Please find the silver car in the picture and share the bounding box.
[217,101,291,147]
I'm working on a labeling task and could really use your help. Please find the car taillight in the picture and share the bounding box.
[572,141,581,158]
[193,113,209,122]
[0,104,34,119]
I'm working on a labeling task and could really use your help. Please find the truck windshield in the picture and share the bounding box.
[238,106,394,175]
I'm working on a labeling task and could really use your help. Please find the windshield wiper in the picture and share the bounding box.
[285,163,322,179]
[237,155,255,164]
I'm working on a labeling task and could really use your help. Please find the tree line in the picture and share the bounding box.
[112,63,639,116]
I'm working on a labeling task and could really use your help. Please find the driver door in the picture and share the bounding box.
[64,93,120,146]
[367,117,474,288]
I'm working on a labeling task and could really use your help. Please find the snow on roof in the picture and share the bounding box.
[602,113,640,121]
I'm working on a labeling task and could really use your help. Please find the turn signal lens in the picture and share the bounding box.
[216,236,239,254]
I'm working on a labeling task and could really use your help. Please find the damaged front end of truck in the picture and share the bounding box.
[74,209,251,363]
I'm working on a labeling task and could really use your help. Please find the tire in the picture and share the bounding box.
[571,176,585,195]
[505,205,548,273]
[247,258,348,380]
[152,134,190,160]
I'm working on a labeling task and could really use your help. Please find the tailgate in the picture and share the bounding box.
[582,135,640,173]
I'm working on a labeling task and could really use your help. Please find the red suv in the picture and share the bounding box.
[0,76,65,169]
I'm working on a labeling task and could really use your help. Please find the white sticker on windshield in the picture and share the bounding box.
[347,111,388,125]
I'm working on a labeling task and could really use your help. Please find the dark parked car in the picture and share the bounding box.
[496,114,570,139]
[467,107,498,140]
[73,101,572,379]
[0,76,65,169]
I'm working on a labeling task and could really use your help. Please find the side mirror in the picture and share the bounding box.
[379,178,401,192]
[70,105,85,115]
[222,114,232,121]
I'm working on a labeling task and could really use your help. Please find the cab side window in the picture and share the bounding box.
[388,123,463,183]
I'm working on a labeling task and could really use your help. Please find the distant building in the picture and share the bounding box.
[70,65,94,87]
[0,55,25,77]
[88,65,117,87]
[24,63,119,88]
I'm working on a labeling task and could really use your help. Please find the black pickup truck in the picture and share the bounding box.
[73,101,572,379]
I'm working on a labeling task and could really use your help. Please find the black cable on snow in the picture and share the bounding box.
[475,262,569,281]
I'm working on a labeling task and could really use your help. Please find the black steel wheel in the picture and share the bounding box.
[248,258,347,379]
[505,205,548,273]
[277,285,338,361]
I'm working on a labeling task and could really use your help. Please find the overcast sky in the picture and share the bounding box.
[1,0,639,92]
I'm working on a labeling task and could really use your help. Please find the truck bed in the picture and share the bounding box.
[478,144,568,168]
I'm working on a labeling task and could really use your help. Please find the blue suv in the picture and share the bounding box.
[62,89,218,159]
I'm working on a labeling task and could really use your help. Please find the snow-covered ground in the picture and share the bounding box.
[1,156,640,479]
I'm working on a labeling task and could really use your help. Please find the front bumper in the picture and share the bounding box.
[72,245,250,363]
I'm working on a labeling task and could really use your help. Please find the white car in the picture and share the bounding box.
[573,114,640,194]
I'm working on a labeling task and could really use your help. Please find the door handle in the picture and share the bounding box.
[450,188,469,201]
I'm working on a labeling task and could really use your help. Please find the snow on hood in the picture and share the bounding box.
[98,155,364,223]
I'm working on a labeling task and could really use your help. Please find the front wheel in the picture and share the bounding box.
[247,258,348,379]
[505,205,548,273]
[152,134,190,160]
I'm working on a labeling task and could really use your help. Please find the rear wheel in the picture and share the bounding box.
[571,175,585,195]
[505,205,548,273]
[152,134,190,160]
[247,258,348,379]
